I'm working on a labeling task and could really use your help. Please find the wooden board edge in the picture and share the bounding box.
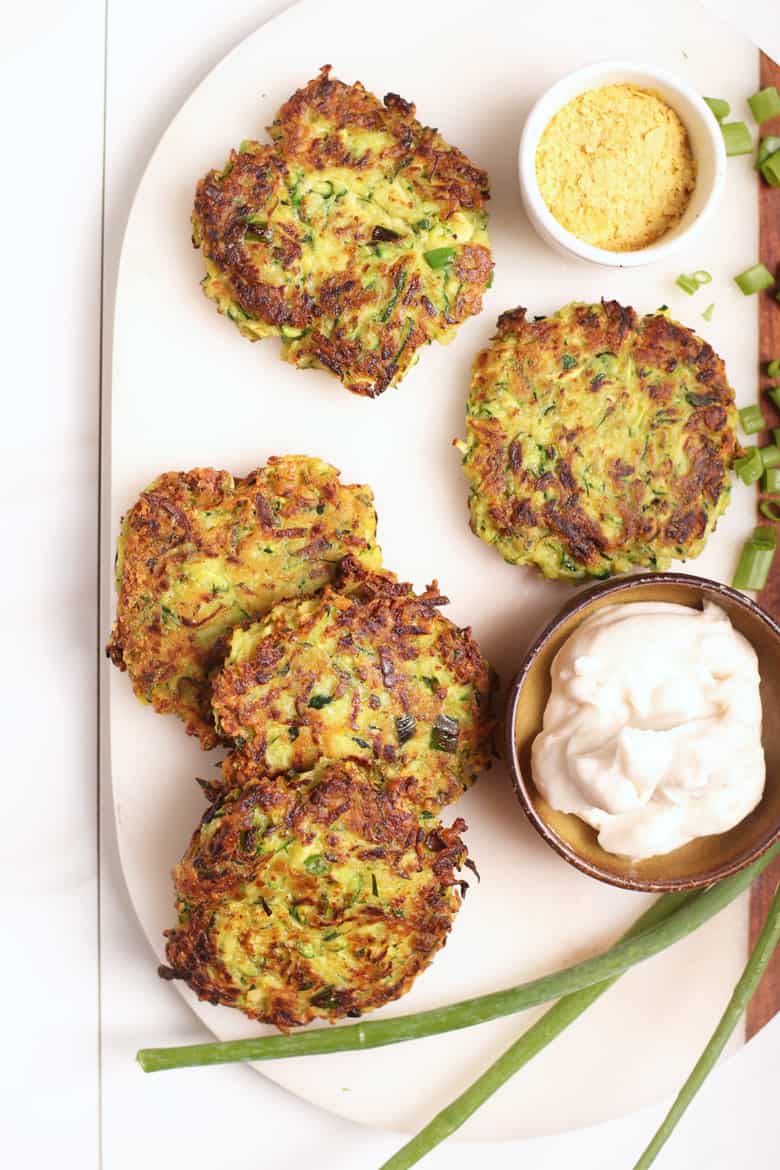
[747,49,780,1040]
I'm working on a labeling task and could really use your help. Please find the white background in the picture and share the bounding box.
[2,1,779,1167]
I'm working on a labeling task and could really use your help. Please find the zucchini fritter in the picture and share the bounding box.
[457,301,739,580]
[212,558,494,811]
[193,65,492,397]
[162,759,467,1027]
[107,456,381,747]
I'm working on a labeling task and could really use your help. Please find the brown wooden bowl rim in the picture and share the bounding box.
[505,571,780,892]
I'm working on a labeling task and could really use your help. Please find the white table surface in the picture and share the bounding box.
[3,1,779,1166]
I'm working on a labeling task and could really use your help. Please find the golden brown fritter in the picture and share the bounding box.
[107,456,381,747]
[456,301,740,579]
[162,758,468,1028]
[193,65,492,397]
[211,558,495,811]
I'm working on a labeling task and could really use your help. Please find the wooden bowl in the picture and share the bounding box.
[505,573,780,891]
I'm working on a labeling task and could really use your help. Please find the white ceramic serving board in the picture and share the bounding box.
[108,0,764,1139]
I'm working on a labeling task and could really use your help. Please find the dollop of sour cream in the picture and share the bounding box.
[531,602,765,861]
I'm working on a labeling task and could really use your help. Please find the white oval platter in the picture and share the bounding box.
[109,0,764,1139]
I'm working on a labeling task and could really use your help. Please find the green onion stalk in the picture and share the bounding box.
[379,878,780,1170]
[377,891,691,1170]
[138,842,780,1073]
[632,882,780,1170]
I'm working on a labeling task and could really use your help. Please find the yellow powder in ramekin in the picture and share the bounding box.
[535,84,697,252]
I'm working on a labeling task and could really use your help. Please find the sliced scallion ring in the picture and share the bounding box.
[702,303,715,322]
[676,274,698,295]
[721,121,753,156]
[754,525,778,547]
[757,136,780,169]
[748,85,780,124]
[734,448,764,485]
[703,96,730,122]
[676,270,711,296]
[759,500,780,521]
[763,467,780,494]
[734,263,775,295]
[760,151,780,188]
[760,445,780,469]
[739,405,765,435]
[767,359,780,379]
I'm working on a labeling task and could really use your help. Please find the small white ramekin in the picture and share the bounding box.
[518,61,727,268]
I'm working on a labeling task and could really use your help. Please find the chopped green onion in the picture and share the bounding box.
[303,854,329,876]
[760,445,780,469]
[703,96,730,122]
[702,303,715,321]
[676,274,698,295]
[761,151,780,187]
[760,499,780,521]
[739,404,765,434]
[424,246,456,269]
[734,447,764,484]
[676,271,711,296]
[748,85,780,124]
[721,121,753,155]
[631,883,780,1170]
[768,386,780,410]
[767,359,780,378]
[757,136,780,169]
[307,694,333,709]
[763,467,780,493]
[732,526,777,591]
[686,392,719,408]
[430,714,459,753]
[774,427,780,447]
[734,263,775,295]
[395,714,416,746]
